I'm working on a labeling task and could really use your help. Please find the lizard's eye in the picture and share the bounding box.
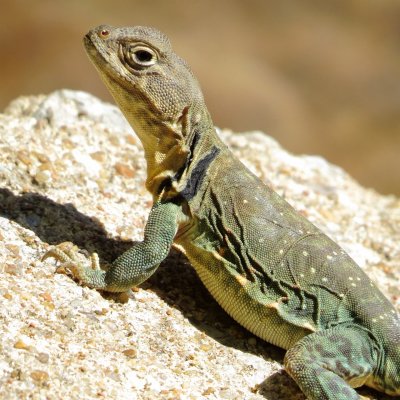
[125,45,157,68]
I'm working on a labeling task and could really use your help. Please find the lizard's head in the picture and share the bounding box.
[84,25,209,151]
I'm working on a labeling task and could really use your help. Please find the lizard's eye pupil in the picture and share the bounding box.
[124,45,157,68]
[135,50,153,63]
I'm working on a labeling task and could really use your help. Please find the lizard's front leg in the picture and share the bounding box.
[284,323,378,400]
[43,201,184,292]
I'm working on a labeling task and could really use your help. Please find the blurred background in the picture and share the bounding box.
[1,0,399,195]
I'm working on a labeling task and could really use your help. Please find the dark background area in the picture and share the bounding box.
[1,0,399,195]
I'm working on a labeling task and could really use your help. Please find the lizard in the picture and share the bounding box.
[43,25,400,400]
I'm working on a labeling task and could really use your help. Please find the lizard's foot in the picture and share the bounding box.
[43,242,132,303]
[42,241,103,286]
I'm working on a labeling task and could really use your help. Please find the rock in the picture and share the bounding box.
[0,90,399,400]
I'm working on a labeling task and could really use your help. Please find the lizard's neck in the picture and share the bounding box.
[110,83,220,197]
[143,136,188,196]
[143,114,221,197]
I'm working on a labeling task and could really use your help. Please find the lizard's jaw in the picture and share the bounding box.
[84,32,160,144]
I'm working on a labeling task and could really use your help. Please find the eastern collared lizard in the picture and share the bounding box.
[43,25,400,399]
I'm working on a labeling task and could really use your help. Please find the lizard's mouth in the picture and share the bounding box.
[83,34,101,64]
[83,31,137,85]
[83,34,92,48]
[83,32,124,89]
[83,30,113,68]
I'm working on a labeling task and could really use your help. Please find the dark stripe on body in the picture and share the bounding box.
[180,146,220,201]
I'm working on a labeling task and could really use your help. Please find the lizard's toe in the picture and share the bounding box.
[55,261,86,283]
[42,242,100,284]
[42,241,79,263]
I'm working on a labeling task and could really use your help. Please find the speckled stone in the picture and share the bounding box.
[0,91,398,400]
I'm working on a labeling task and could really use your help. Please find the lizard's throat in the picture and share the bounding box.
[143,140,189,196]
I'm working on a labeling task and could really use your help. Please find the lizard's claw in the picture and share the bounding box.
[42,242,101,283]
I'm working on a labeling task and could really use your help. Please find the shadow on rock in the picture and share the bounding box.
[0,186,287,395]
[0,187,132,262]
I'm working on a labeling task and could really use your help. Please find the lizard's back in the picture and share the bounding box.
[176,147,399,353]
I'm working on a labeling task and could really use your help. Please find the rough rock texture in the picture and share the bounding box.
[0,90,399,400]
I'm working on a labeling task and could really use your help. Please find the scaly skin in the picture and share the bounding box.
[43,25,400,399]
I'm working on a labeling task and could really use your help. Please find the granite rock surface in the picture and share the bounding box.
[0,90,399,400]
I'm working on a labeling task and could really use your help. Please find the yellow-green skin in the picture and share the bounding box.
[45,25,400,399]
